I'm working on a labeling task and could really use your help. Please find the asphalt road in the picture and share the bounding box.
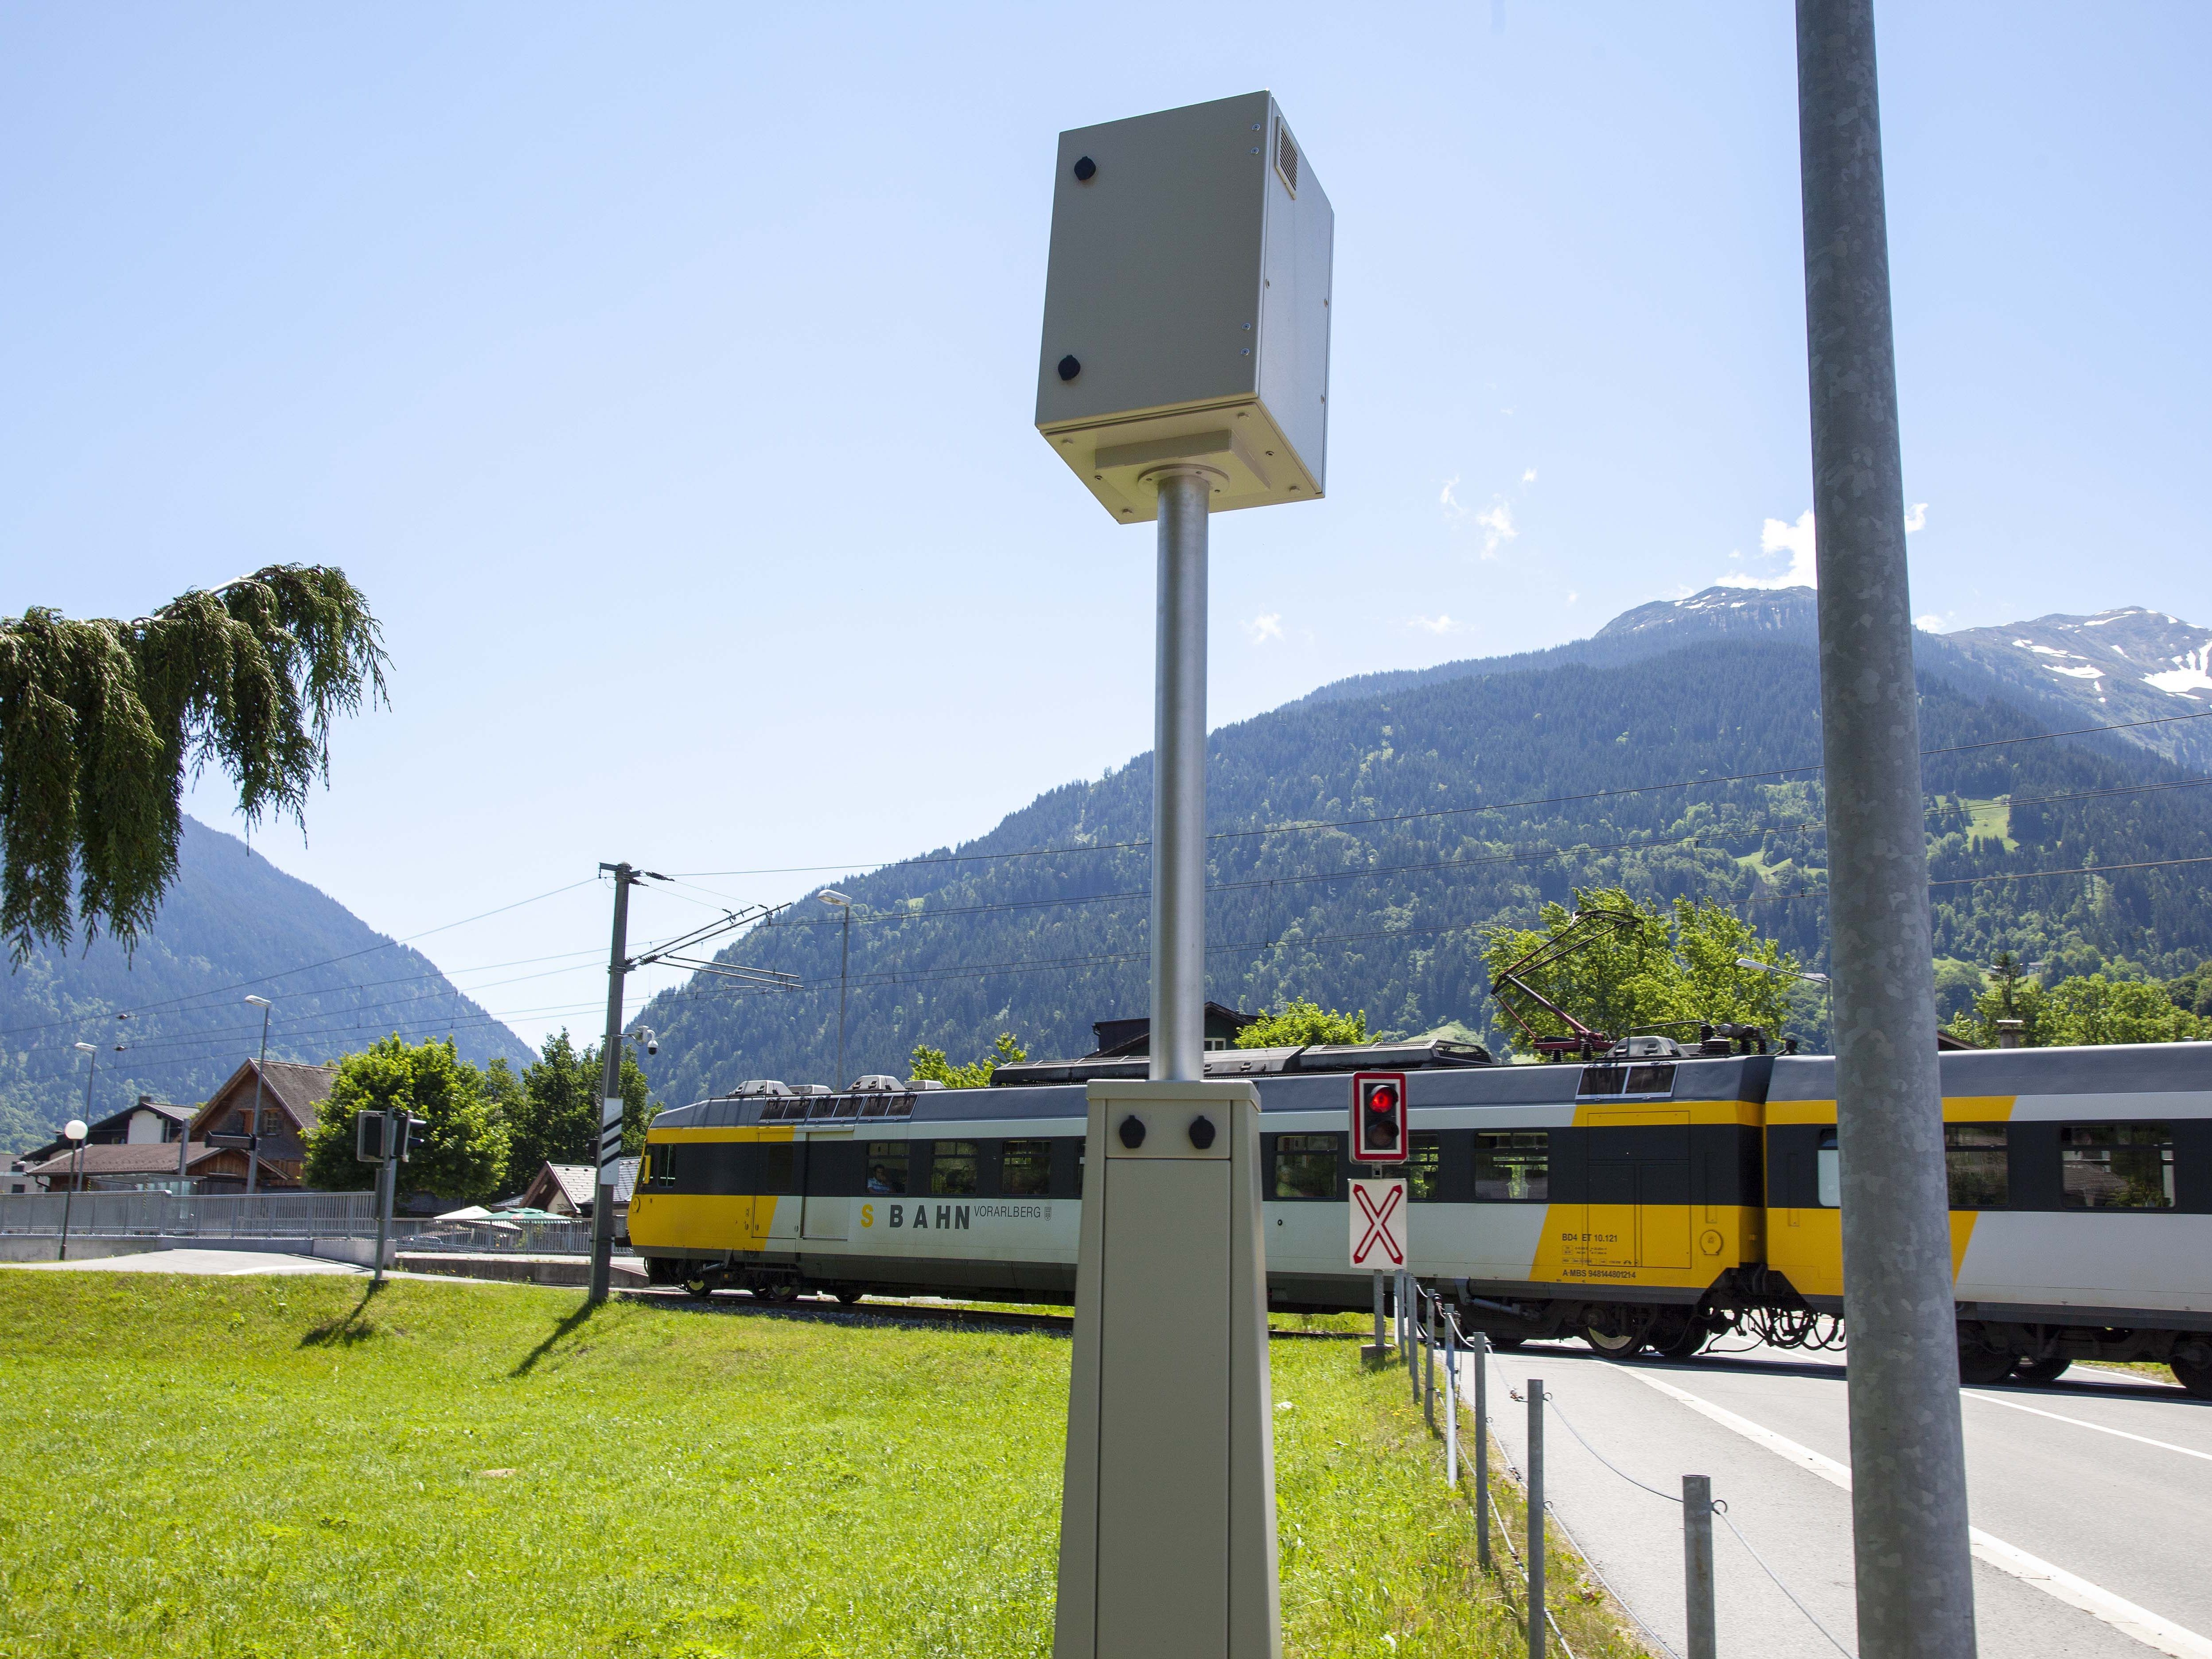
[1453,1336,2212,1659]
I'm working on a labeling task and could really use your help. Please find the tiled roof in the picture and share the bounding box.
[20,1142,204,1179]
[535,1159,639,1209]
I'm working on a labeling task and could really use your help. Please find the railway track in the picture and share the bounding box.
[623,1285,1363,1341]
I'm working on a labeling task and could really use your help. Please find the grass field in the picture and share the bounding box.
[0,1271,1640,1659]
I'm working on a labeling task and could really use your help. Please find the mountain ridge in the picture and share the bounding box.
[0,817,535,1154]
[632,592,2212,1103]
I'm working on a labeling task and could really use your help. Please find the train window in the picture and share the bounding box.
[888,1096,915,1119]
[1408,1133,1444,1200]
[757,1143,799,1194]
[1577,1064,1676,1099]
[1944,1123,2008,1209]
[932,1141,980,1196]
[1817,1128,1839,1207]
[1273,1134,1340,1200]
[832,1096,862,1119]
[860,1097,891,1119]
[865,1141,907,1196]
[1001,1140,1051,1196]
[2060,1123,2174,1210]
[649,1145,678,1188]
[1474,1132,1548,1202]
[807,1097,840,1121]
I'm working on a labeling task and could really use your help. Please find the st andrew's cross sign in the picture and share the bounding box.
[1348,1178,1407,1269]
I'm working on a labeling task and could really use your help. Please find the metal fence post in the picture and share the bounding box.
[1445,1312,1458,1485]
[1423,1293,1437,1431]
[1474,1331,1491,1570]
[1684,1474,1717,1659]
[1373,1269,1386,1354]
[1528,1378,1546,1659]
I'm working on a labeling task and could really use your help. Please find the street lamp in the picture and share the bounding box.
[1735,956,1829,985]
[1737,958,1831,1052]
[62,1039,100,1260]
[243,995,273,1197]
[819,890,853,1090]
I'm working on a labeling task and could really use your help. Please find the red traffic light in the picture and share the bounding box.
[1350,1070,1409,1163]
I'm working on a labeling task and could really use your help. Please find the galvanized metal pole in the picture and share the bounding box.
[1528,1378,1546,1659]
[1445,1313,1458,1484]
[372,1122,394,1287]
[1150,469,1211,1084]
[1683,1474,1717,1659]
[588,863,635,1304]
[1373,1269,1386,1354]
[1474,1332,1491,1570]
[1795,7,1977,1655]
[1423,1293,1437,1431]
[246,1002,270,1197]
[835,902,851,1091]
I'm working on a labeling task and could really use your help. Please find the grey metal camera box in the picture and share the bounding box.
[1036,91,1333,524]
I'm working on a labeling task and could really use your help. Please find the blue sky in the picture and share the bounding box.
[4,4,2206,1052]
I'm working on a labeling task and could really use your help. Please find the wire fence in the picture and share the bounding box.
[1386,1274,1861,1659]
[0,1191,382,1238]
[0,1193,634,1258]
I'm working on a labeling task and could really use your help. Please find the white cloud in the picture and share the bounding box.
[1439,475,1465,518]
[1904,501,1928,533]
[1246,613,1284,645]
[1476,500,1517,557]
[1915,614,1946,632]
[1522,467,1538,484]
[1566,590,1579,605]
[1716,508,1817,590]
[1408,614,1464,635]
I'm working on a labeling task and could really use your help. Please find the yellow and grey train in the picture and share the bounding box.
[628,1036,2212,1396]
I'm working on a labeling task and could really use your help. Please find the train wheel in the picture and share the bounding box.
[1585,1326,1647,1361]
[683,1275,713,1301]
[835,1288,866,1306]
[1647,1312,1714,1360]
[1957,1339,2015,1386]
[2012,1355,2071,1384]
[765,1281,802,1304]
[2173,1356,2212,1400]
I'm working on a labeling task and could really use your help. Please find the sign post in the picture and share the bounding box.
[1045,91,1332,1659]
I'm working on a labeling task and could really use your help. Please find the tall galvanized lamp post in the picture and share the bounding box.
[1036,91,1332,1659]
[1794,4,1977,1655]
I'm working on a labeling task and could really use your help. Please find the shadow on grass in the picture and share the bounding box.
[510,1300,602,1378]
[299,1280,387,1347]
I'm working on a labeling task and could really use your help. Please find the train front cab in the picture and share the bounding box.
[1764,1044,2212,1394]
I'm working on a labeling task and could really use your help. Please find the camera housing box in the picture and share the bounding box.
[1036,91,1333,524]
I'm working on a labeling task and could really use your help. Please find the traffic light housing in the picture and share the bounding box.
[1351,1071,1407,1164]
[356,1110,430,1163]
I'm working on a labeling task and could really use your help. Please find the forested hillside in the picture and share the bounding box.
[635,623,2212,1105]
[0,818,535,1154]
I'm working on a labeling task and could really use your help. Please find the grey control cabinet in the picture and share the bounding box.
[1054,1079,1279,1659]
[1036,91,1333,524]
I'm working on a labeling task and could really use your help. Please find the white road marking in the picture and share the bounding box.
[1624,1368,2212,1659]
[1962,1389,2212,1464]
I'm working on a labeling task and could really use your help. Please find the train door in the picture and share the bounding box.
[802,1132,853,1241]
[1585,1110,1691,1270]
